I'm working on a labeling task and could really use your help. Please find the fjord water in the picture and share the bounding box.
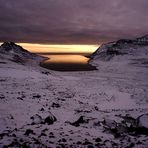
[40,54,96,71]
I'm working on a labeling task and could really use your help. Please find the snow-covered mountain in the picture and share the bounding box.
[91,35,148,61]
[90,35,148,74]
[136,35,148,44]
[0,40,148,147]
[0,42,44,65]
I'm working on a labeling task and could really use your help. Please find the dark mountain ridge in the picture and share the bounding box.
[0,42,45,65]
[91,35,148,61]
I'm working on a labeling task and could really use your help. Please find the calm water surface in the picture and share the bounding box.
[40,54,96,71]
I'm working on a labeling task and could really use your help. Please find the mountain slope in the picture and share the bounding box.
[90,35,148,73]
[0,42,45,65]
[91,35,148,61]
[0,41,148,147]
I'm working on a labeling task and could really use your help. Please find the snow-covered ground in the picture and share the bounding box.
[0,41,148,147]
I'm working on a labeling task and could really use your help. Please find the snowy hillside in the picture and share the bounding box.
[90,35,148,75]
[0,41,148,147]
[0,42,45,66]
[91,35,148,62]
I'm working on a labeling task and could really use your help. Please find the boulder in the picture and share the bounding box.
[137,114,148,129]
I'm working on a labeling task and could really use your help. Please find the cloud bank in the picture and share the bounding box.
[0,0,148,44]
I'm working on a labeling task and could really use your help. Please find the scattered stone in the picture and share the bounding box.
[58,143,65,148]
[41,71,50,75]
[12,55,24,64]
[49,135,55,138]
[40,133,46,137]
[49,132,54,135]
[87,145,94,148]
[24,129,34,136]
[0,133,8,139]
[40,108,45,111]
[12,134,16,137]
[43,114,57,125]
[32,94,41,99]
[126,142,135,148]
[0,94,5,99]
[17,97,23,100]
[70,116,88,127]
[83,140,93,145]
[95,138,102,143]
[61,138,66,142]
[31,113,57,125]
[77,141,82,145]
[51,102,60,108]
[103,118,117,129]
[118,114,137,127]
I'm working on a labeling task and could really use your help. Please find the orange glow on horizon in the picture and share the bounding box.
[16,43,99,54]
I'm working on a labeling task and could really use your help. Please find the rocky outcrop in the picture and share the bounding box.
[91,35,148,61]
[102,114,148,137]
[30,113,57,125]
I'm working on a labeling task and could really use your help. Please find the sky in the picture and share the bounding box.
[17,43,98,53]
[0,0,148,52]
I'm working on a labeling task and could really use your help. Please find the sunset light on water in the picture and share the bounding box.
[0,0,148,147]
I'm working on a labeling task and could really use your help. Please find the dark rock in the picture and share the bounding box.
[123,114,148,136]
[32,94,41,99]
[125,142,135,148]
[83,141,93,145]
[119,115,137,127]
[77,141,82,145]
[0,61,7,64]
[61,138,66,142]
[12,134,16,137]
[40,133,46,137]
[41,71,50,75]
[11,55,25,64]
[134,127,148,136]
[49,132,54,135]
[0,133,8,139]
[95,138,102,142]
[107,49,121,55]
[103,118,117,129]
[43,114,57,125]
[70,116,88,127]
[0,94,5,99]
[40,108,45,111]
[51,102,60,108]
[95,143,101,147]
[24,129,34,136]
[17,97,23,100]
[58,143,65,148]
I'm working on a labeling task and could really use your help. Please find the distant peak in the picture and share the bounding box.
[3,42,15,45]
[1,42,19,48]
[0,42,27,52]
[0,42,43,63]
[136,35,148,40]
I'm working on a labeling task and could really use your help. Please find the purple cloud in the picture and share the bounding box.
[0,0,148,44]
